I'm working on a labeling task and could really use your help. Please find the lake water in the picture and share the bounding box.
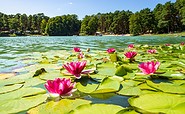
[0,36,185,73]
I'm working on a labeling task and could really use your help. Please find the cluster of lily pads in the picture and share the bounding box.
[0,42,185,114]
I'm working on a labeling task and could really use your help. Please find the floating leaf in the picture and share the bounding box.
[0,87,46,100]
[92,77,120,93]
[115,65,127,76]
[0,94,47,114]
[129,93,185,113]
[28,99,91,114]
[76,83,98,93]
[70,104,124,114]
[23,77,45,87]
[118,86,142,96]
[0,84,23,94]
[0,73,16,79]
[39,71,65,80]
[0,78,25,87]
[147,80,185,94]
[0,87,46,114]
[109,53,117,62]
[97,62,116,76]
[117,109,139,114]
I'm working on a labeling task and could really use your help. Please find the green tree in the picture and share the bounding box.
[139,8,155,34]
[45,15,80,36]
[129,12,142,36]
[80,15,91,35]
[20,14,28,33]
[41,19,47,34]
[87,16,98,35]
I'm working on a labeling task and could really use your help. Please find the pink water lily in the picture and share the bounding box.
[138,61,160,75]
[63,61,90,79]
[147,49,157,54]
[45,78,75,97]
[107,48,116,54]
[128,44,134,49]
[73,47,81,52]
[124,51,137,59]
[165,43,171,46]
[180,42,184,45]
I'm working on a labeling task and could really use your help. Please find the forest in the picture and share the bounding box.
[0,0,185,36]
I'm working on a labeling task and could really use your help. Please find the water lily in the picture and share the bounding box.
[63,61,90,79]
[138,61,160,75]
[44,78,75,97]
[147,49,157,54]
[180,42,184,46]
[124,51,137,62]
[165,43,171,46]
[73,47,81,52]
[107,48,116,54]
[124,51,137,59]
[128,44,134,49]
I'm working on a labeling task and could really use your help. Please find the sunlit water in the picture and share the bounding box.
[0,36,185,73]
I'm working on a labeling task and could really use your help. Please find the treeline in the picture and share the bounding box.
[0,13,81,36]
[0,0,185,36]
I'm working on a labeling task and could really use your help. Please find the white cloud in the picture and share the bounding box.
[69,2,73,5]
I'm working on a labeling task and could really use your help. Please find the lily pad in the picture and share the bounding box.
[0,87,46,100]
[147,80,185,94]
[92,77,120,93]
[0,87,47,113]
[117,86,142,96]
[0,84,23,94]
[28,99,91,114]
[0,94,47,114]
[0,73,16,79]
[23,77,45,87]
[0,78,25,87]
[70,104,124,114]
[97,62,116,76]
[129,93,185,113]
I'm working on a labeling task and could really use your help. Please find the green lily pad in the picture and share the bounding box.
[147,80,185,94]
[0,84,23,94]
[39,71,65,80]
[0,94,47,114]
[129,93,185,113]
[23,77,45,87]
[0,87,46,100]
[76,83,98,93]
[77,77,120,94]
[116,109,139,114]
[97,62,116,76]
[117,86,142,96]
[109,53,118,62]
[115,65,127,76]
[0,87,47,113]
[0,78,25,87]
[92,77,120,93]
[70,104,124,114]
[28,99,91,114]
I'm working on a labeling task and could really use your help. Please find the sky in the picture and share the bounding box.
[0,0,176,20]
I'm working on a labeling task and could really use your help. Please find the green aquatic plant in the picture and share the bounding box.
[0,43,185,113]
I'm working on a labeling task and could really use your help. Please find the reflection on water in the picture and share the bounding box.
[0,36,184,72]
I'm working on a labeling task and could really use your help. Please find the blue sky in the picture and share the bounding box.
[0,0,176,19]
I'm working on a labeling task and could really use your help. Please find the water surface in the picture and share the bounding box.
[0,36,184,72]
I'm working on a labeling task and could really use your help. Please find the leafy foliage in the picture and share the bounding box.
[1,0,185,36]
[0,42,184,113]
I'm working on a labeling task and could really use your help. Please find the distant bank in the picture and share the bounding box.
[1,32,185,37]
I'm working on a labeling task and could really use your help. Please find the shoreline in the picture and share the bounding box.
[1,32,185,37]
